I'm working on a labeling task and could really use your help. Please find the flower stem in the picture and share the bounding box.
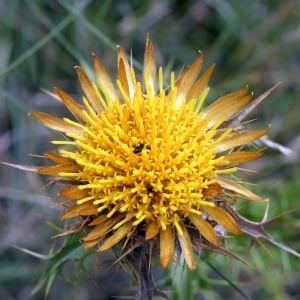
[127,245,155,300]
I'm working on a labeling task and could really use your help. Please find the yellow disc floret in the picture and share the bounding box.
[61,83,230,231]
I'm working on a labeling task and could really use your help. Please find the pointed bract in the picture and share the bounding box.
[83,215,123,242]
[143,39,156,96]
[201,88,251,128]
[76,67,103,113]
[54,87,87,122]
[93,54,118,102]
[59,185,89,200]
[189,214,219,246]
[217,177,264,201]
[145,221,160,240]
[176,52,203,106]
[117,46,136,99]
[160,227,174,268]
[187,64,215,100]
[44,152,75,165]
[221,151,263,167]
[216,129,267,153]
[31,112,83,135]
[178,222,196,269]
[204,206,241,235]
[38,164,79,176]
[97,222,133,252]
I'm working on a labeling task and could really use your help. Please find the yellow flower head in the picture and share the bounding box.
[33,39,267,269]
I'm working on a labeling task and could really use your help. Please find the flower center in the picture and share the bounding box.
[75,94,226,229]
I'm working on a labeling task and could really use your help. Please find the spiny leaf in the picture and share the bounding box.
[30,232,87,296]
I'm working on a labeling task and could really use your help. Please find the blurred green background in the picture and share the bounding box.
[0,0,300,299]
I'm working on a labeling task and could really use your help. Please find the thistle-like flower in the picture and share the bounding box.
[32,39,270,270]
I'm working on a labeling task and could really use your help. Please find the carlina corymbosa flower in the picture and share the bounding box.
[32,39,294,280]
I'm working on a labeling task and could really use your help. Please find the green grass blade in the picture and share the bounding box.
[203,257,253,300]
[0,0,91,78]
[25,0,88,67]
[58,0,143,71]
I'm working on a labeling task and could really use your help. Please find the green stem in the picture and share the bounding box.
[203,257,253,300]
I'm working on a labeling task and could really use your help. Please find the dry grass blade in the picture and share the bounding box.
[0,161,38,172]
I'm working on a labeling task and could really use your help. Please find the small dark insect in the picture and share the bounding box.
[133,143,144,154]
[146,184,154,194]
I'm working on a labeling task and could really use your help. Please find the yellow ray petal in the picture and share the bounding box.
[93,54,118,102]
[187,64,215,100]
[221,151,263,167]
[143,39,156,96]
[189,214,219,246]
[44,152,75,165]
[59,185,89,200]
[145,221,159,240]
[54,87,87,122]
[160,226,174,268]
[177,222,196,270]
[216,129,267,153]
[97,221,133,252]
[31,112,83,135]
[176,52,203,107]
[38,164,79,176]
[204,206,241,235]
[83,214,123,241]
[75,67,103,113]
[201,89,251,128]
[217,177,264,201]
[117,46,136,99]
